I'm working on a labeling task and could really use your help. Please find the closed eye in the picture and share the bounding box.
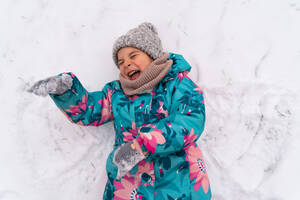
[130,54,137,59]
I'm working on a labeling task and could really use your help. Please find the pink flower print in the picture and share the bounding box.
[138,127,166,154]
[159,167,164,177]
[139,103,144,109]
[134,160,155,186]
[166,77,174,82]
[59,108,85,125]
[125,94,139,101]
[192,83,203,95]
[90,88,114,126]
[178,71,190,82]
[122,122,138,142]
[183,128,198,149]
[113,175,142,200]
[149,124,156,128]
[64,93,88,115]
[76,121,84,125]
[140,123,157,128]
[59,108,72,122]
[186,110,191,115]
[156,101,169,118]
[186,145,210,194]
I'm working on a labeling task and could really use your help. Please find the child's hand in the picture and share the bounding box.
[27,74,73,97]
[113,140,145,179]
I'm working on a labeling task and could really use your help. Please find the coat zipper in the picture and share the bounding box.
[149,92,153,112]
[145,92,153,114]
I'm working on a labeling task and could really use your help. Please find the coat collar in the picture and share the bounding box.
[161,52,192,83]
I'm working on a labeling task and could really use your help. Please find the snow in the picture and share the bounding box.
[1,0,300,199]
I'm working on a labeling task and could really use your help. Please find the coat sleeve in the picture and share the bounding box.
[49,72,114,126]
[136,72,205,157]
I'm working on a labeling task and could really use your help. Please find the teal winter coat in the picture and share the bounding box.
[50,53,212,200]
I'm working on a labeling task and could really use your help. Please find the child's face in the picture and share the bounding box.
[117,47,153,80]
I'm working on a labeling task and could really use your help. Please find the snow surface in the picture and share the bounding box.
[1,0,300,199]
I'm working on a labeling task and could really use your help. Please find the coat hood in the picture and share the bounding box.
[162,53,192,82]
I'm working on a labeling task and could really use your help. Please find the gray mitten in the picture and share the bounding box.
[113,140,145,179]
[27,74,73,97]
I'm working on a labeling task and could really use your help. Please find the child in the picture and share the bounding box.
[29,22,212,200]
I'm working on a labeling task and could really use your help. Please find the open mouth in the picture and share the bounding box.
[127,70,141,80]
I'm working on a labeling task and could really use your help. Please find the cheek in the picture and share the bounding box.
[120,67,126,75]
[136,59,151,71]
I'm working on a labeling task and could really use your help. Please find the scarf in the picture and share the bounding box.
[119,52,173,96]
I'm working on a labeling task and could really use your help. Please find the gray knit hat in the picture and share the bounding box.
[112,22,164,67]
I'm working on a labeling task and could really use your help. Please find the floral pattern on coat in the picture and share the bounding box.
[49,53,212,199]
[186,144,210,194]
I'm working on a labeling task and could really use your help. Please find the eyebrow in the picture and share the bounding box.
[118,50,139,64]
[129,50,139,56]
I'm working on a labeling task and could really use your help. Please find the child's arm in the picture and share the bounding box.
[49,72,114,126]
[135,73,205,157]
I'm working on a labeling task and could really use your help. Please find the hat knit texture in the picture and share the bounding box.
[112,22,164,67]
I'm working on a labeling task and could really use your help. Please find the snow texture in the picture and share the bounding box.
[1,0,300,199]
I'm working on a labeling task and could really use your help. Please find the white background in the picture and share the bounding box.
[1,0,300,199]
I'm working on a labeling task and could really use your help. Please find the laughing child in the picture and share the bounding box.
[28,22,212,200]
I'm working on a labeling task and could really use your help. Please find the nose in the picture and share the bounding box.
[124,59,132,67]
